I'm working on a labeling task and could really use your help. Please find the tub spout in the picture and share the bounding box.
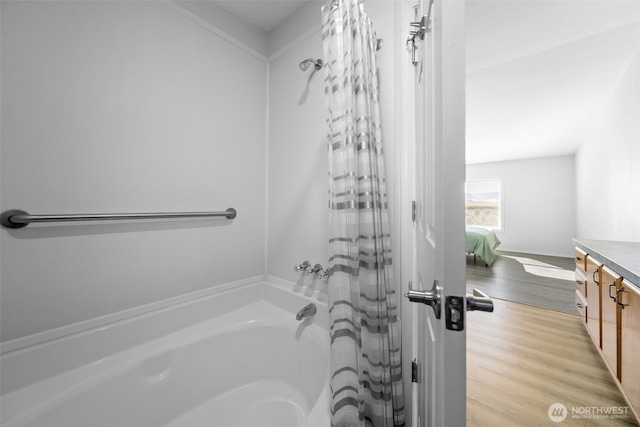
[296,303,317,321]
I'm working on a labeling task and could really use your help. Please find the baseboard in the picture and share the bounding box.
[496,248,574,259]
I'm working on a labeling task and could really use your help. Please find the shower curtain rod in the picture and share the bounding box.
[0,208,237,229]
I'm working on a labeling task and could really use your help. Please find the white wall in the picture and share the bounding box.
[266,1,400,286]
[576,50,640,241]
[267,34,328,283]
[267,0,323,58]
[0,1,266,343]
[466,155,576,257]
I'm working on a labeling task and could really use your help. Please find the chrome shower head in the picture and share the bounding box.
[299,58,323,71]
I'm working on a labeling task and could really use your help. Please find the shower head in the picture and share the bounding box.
[299,58,323,71]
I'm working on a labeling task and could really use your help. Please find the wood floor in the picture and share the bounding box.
[466,251,577,314]
[466,252,638,426]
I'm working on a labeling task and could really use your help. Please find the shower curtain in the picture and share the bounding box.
[321,1,404,426]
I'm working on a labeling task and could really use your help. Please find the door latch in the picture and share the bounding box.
[412,358,419,383]
[445,296,464,331]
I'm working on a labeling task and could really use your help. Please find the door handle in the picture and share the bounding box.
[609,283,617,302]
[617,287,629,309]
[405,280,442,319]
[405,283,493,331]
[466,289,494,312]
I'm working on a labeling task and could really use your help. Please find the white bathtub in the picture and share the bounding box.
[0,281,330,427]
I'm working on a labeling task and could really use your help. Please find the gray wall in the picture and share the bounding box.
[466,155,576,257]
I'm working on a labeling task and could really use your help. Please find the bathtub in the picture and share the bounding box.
[0,281,330,427]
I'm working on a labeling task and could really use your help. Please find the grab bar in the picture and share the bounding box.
[1,208,237,229]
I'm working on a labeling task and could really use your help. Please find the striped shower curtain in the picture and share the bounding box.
[321,1,404,426]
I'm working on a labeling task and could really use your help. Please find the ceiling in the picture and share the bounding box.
[205,0,309,31]
[203,0,640,164]
[465,0,640,164]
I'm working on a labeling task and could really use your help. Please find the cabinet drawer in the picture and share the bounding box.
[575,289,587,322]
[575,247,587,271]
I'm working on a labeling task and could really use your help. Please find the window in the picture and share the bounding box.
[465,179,502,231]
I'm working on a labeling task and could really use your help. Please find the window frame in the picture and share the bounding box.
[464,178,503,232]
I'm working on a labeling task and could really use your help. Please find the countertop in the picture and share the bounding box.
[573,239,640,288]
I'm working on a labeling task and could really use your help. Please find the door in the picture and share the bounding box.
[406,0,467,425]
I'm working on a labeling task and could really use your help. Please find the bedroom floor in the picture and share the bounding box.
[467,298,638,426]
[466,251,638,426]
[466,250,577,314]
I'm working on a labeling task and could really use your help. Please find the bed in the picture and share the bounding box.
[466,226,501,266]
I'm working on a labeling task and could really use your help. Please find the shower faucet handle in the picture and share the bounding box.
[316,269,329,280]
[294,261,311,273]
[310,264,323,275]
[311,264,329,280]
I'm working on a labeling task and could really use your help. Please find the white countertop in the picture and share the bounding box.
[573,239,640,288]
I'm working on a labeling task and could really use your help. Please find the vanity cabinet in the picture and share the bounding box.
[573,240,640,424]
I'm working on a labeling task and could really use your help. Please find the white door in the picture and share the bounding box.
[405,0,469,425]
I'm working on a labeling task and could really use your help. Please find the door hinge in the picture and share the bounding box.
[412,201,416,222]
[412,358,418,383]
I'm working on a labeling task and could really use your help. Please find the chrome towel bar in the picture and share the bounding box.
[1,208,237,229]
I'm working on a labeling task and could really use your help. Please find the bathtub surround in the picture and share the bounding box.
[322,1,404,425]
[0,0,266,342]
[0,0,402,343]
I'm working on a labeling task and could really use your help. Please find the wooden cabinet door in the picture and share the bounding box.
[586,256,602,347]
[620,280,640,416]
[601,266,621,379]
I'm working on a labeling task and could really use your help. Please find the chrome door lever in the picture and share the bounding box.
[405,280,442,319]
[466,289,494,312]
